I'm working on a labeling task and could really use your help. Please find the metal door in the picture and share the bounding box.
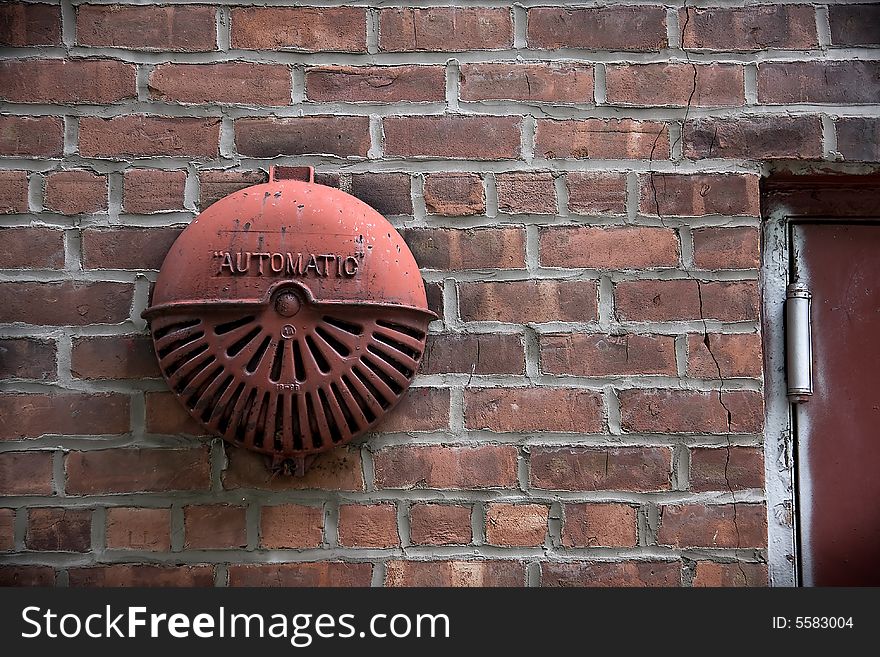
[791,222,880,586]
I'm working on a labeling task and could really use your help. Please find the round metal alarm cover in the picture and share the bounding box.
[143,167,434,474]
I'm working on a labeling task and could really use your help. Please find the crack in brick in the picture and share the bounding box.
[647,1,748,585]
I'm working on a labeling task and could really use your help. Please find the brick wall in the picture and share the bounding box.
[0,1,877,587]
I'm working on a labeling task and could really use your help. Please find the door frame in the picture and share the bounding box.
[761,174,880,586]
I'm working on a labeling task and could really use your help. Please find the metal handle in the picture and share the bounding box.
[785,284,813,403]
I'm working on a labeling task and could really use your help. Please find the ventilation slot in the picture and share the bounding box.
[200,374,233,422]
[372,331,422,361]
[305,335,330,373]
[376,318,425,340]
[291,340,307,381]
[218,382,246,432]
[368,344,415,378]
[323,315,363,335]
[246,336,272,373]
[253,392,270,448]
[157,329,205,359]
[319,387,344,443]
[234,388,259,443]
[353,364,391,410]
[305,392,322,448]
[214,315,256,335]
[362,354,404,395]
[315,325,351,357]
[154,318,201,341]
[273,395,284,453]
[342,374,375,423]
[227,326,262,358]
[269,340,285,382]
[332,382,359,433]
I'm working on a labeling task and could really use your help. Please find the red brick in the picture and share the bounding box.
[615,280,758,322]
[66,447,210,494]
[401,227,524,270]
[144,391,206,436]
[380,7,512,52]
[385,560,524,586]
[690,447,765,492]
[0,338,56,380]
[531,447,672,492]
[82,227,180,270]
[496,172,557,214]
[0,281,132,325]
[758,61,880,105]
[199,170,267,210]
[149,63,291,106]
[123,169,187,214]
[681,6,817,51]
[0,227,64,268]
[338,504,398,548]
[27,507,90,552]
[0,170,27,214]
[306,65,444,103]
[106,507,170,551]
[422,333,524,375]
[0,452,53,495]
[350,173,412,215]
[465,387,603,433]
[693,562,768,587]
[260,504,323,549]
[542,561,680,587]
[44,170,107,215]
[837,118,880,162]
[69,565,214,587]
[232,7,366,52]
[77,4,217,51]
[685,116,823,160]
[384,116,521,159]
[528,6,667,51]
[693,227,759,270]
[642,173,760,217]
[486,503,548,547]
[536,119,669,159]
[0,59,135,104]
[566,173,627,215]
[423,173,485,216]
[374,387,449,433]
[0,392,129,439]
[0,566,55,586]
[688,333,763,379]
[228,563,372,587]
[540,333,677,377]
[540,226,678,269]
[0,3,61,46]
[460,62,592,102]
[830,5,880,47]
[223,446,364,492]
[459,280,597,323]
[563,504,638,548]
[184,505,246,549]
[0,116,63,156]
[0,508,13,551]
[80,115,220,158]
[71,335,159,380]
[619,389,764,434]
[658,504,767,548]
[235,116,370,158]
[374,445,518,490]
[425,281,444,320]
[606,63,743,107]
[409,504,472,546]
